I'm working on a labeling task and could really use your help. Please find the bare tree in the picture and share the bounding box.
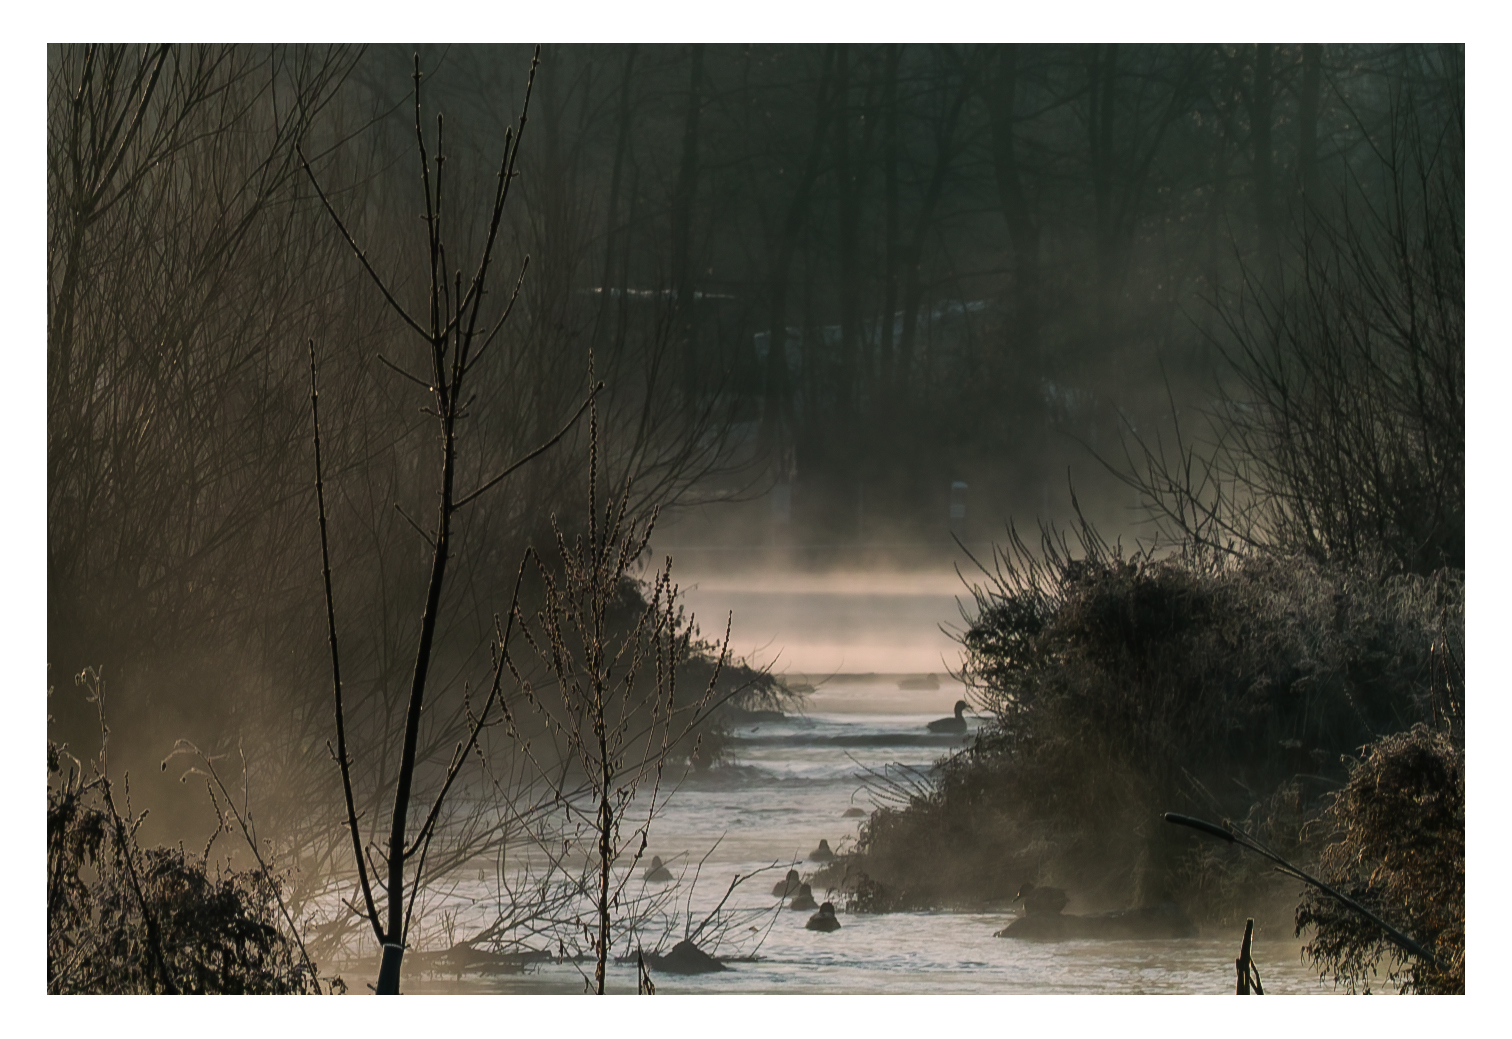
[499,394,725,993]
[303,47,604,993]
[46,44,360,753]
[1110,50,1463,575]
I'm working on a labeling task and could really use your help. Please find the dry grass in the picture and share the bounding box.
[1296,725,1463,993]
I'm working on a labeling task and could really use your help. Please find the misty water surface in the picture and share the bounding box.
[393,565,1334,994]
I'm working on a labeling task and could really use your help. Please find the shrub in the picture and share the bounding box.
[850,520,1460,922]
[1296,725,1463,993]
[47,712,336,993]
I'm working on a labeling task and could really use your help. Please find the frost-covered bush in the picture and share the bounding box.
[1297,725,1463,993]
[851,521,1460,919]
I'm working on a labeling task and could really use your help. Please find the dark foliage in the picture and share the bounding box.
[47,734,337,994]
[851,520,1461,920]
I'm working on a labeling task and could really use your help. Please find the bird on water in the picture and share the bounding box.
[789,882,818,911]
[1013,881,1068,916]
[927,700,971,734]
[806,902,841,932]
[772,869,802,897]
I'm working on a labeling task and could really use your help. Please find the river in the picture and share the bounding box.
[395,566,1336,994]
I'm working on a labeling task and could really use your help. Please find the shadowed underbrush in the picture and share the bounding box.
[849,517,1462,951]
[1296,725,1463,993]
[47,675,340,994]
[46,562,785,993]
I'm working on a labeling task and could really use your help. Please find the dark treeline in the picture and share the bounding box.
[322,44,1464,548]
[390,43,1455,548]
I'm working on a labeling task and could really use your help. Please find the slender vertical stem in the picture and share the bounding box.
[308,340,384,945]
[671,44,704,414]
[100,778,179,994]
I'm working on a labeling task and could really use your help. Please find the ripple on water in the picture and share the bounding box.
[381,702,1336,994]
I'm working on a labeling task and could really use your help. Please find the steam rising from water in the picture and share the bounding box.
[675,566,969,683]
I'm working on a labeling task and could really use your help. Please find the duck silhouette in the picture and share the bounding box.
[789,882,818,911]
[771,869,802,897]
[927,700,970,734]
[805,901,841,932]
[643,855,674,882]
[1013,881,1068,916]
[808,839,835,862]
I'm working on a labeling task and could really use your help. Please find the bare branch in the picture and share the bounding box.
[454,382,602,509]
[296,146,430,343]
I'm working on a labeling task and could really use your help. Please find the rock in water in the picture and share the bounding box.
[808,839,835,862]
[646,940,727,974]
[1014,881,1069,916]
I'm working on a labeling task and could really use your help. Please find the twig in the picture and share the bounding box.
[686,862,782,946]
[454,383,602,509]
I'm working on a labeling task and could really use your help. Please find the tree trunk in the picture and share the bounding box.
[1298,43,1321,203]
[984,44,1043,374]
[1086,43,1118,339]
[594,45,637,351]
[382,351,458,990]
[877,44,901,411]
[763,46,836,441]
[895,57,970,408]
[672,44,704,414]
[1248,43,1277,262]
[834,44,860,420]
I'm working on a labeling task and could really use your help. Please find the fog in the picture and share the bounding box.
[46,42,1461,994]
[671,561,964,680]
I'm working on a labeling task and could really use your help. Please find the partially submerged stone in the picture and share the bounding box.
[772,869,802,896]
[646,939,727,974]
